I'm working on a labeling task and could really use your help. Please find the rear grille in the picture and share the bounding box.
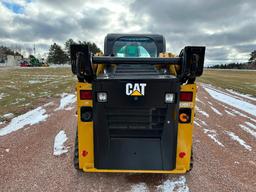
[114,64,162,76]
[107,107,167,137]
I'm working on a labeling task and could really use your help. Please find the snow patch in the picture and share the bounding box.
[22,103,31,107]
[53,130,68,156]
[43,102,54,107]
[195,118,207,126]
[55,93,76,111]
[28,80,42,84]
[6,85,18,90]
[239,124,256,139]
[196,107,209,117]
[210,106,222,116]
[224,110,236,117]
[245,122,256,130]
[207,101,213,105]
[225,131,252,151]
[194,121,201,127]
[64,106,74,111]
[200,120,207,126]
[203,129,224,147]
[0,93,6,100]
[156,176,189,192]
[49,64,70,68]
[3,113,14,119]
[201,121,207,126]
[204,86,256,116]
[250,118,256,124]
[226,89,256,102]
[131,183,149,192]
[0,107,48,136]
[196,97,204,104]
[247,117,256,124]
[5,148,10,152]
[11,98,25,105]
[231,109,247,118]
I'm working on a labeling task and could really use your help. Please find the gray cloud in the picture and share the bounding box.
[12,15,75,41]
[0,0,113,55]
[130,0,256,64]
[0,0,255,65]
[78,8,112,31]
[234,43,256,53]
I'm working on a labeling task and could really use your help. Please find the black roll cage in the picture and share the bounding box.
[70,35,205,83]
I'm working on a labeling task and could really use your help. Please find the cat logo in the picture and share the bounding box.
[126,83,147,96]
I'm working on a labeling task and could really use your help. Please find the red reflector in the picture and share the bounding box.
[80,90,92,100]
[179,152,186,158]
[82,150,88,157]
[180,92,193,101]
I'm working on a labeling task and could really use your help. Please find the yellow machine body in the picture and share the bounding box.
[76,82,196,174]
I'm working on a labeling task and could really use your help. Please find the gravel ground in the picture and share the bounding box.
[0,85,255,192]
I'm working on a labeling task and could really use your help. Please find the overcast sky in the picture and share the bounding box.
[0,0,255,65]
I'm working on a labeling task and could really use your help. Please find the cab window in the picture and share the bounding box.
[113,37,157,58]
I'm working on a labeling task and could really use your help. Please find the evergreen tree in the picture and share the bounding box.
[64,39,102,55]
[47,43,68,64]
[248,50,256,69]
[64,39,76,58]
[82,41,101,54]
[249,50,256,63]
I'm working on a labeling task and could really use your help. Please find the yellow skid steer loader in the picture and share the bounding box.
[70,34,205,173]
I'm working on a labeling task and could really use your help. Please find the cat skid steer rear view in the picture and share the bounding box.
[70,34,205,173]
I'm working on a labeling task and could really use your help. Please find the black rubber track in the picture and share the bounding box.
[189,148,194,172]
[73,129,79,170]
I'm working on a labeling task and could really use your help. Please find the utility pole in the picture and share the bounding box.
[33,44,36,56]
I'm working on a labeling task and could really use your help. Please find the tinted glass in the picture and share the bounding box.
[113,37,157,58]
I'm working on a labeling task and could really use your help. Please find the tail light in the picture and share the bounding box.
[179,108,191,123]
[80,90,92,100]
[180,92,193,101]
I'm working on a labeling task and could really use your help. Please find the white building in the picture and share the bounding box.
[6,55,22,67]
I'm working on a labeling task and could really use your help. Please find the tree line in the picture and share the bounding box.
[209,50,256,70]
[0,46,23,62]
[47,39,101,64]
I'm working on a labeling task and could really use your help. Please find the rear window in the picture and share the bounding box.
[113,37,157,58]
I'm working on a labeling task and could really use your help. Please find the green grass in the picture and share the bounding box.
[0,67,76,120]
[198,69,256,96]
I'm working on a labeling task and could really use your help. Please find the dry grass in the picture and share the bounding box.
[0,67,76,120]
[1,67,255,122]
[198,69,256,96]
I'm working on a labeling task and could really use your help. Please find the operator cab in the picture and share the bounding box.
[104,34,166,56]
[100,34,171,79]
